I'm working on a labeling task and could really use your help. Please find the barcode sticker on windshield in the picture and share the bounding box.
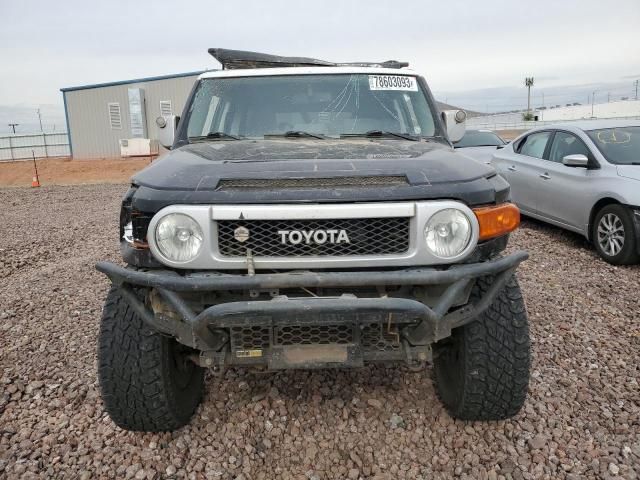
[368,75,418,91]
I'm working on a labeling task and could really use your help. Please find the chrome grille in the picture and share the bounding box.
[217,217,410,257]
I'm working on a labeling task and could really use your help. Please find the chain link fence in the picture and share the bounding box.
[467,115,640,131]
[0,133,70,162]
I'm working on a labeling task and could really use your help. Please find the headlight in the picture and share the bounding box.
[155,213,203,262]
[424,208,472,259]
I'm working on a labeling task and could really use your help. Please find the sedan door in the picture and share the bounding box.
[534,131,596,233]
[492,131,553,215]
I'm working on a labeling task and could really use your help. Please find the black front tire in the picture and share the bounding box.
[592,204,639,265]
[98,287,205,432]
[433,275,530,421]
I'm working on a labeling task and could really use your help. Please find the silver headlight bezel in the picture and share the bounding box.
[153,213,204,264]
[423,207,478,261]
[146,202,480,270]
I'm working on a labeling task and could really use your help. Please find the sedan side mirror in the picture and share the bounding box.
[562,154,589,168]
[156,115,180,149]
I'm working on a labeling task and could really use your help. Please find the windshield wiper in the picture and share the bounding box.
[264,131,326,139]
[340,130,420,141]
[189,132,242,142]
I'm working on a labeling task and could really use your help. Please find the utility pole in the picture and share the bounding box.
[37,109,44,133]
[8,123,18,134]
[591,90,597,118]
[635,80,639,101]
[525,77,534,113]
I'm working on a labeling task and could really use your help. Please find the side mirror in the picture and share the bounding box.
[441,110,466,143]
[156,115,180,149]
[562,153,589,168]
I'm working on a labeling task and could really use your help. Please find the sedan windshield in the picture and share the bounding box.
[185,74,437,140]
[455,130,505,148]
[587,126,640,165]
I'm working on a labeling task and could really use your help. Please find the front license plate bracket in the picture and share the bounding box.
[268,344,363,369]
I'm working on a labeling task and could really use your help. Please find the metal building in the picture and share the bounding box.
[61,71,207,158]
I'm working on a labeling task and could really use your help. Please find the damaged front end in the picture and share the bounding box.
[96,250,527,370]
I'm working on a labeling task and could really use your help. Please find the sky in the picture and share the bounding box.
[1,0,639,131]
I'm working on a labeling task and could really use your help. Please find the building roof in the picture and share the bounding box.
[60,70,211,93]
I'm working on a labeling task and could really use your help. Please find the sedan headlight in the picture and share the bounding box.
[424,208,472,259]
[155,213,203,262]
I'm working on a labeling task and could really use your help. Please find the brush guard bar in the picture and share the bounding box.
[96,251,528,353]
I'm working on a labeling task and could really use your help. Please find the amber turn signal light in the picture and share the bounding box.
[473,203,521,241]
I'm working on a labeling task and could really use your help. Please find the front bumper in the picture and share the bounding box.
[96,250,528,368]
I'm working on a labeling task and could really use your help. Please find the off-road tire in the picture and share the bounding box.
[98,287,205,432]
[433,274,530,420]
[592,204,639,265]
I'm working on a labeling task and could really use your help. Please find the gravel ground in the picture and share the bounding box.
[1,184,638,480]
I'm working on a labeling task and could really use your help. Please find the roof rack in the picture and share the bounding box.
[208,48,409,70]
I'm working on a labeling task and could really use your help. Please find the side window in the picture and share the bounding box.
[548,131,591,163]
[518,131,552,159]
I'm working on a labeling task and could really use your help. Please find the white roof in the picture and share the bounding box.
[199,66,417,79]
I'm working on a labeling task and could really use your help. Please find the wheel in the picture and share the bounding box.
[97,287,205,432]
[593,204,639,265]
[433,274,530,421]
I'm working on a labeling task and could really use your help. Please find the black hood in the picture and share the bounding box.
[130,139,506,211]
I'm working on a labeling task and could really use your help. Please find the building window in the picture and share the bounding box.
[108,103,122,130]
[160,100,172,117]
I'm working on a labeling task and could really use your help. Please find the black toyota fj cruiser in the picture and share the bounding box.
[96,48,530,432]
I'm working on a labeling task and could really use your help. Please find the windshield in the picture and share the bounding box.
[586,127,640,165]
[455,130,504,148]
[185,74,437,140]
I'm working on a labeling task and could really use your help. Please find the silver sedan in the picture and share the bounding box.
[491,119,640,264]
[454,129,506,164]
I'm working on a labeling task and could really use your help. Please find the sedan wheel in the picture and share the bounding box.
[597,213,625,256]
[593,205,639,265]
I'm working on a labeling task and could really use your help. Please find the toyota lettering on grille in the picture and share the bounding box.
[278,229,350,245]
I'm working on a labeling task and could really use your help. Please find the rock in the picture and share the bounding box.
[305,470,320,480]
[389,414,405,429]
[367,399,383,409]
[608,463,619,475]
[529,434,547,450]
[305,445,318,461]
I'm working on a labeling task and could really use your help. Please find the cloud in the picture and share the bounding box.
[1,0,638,107]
